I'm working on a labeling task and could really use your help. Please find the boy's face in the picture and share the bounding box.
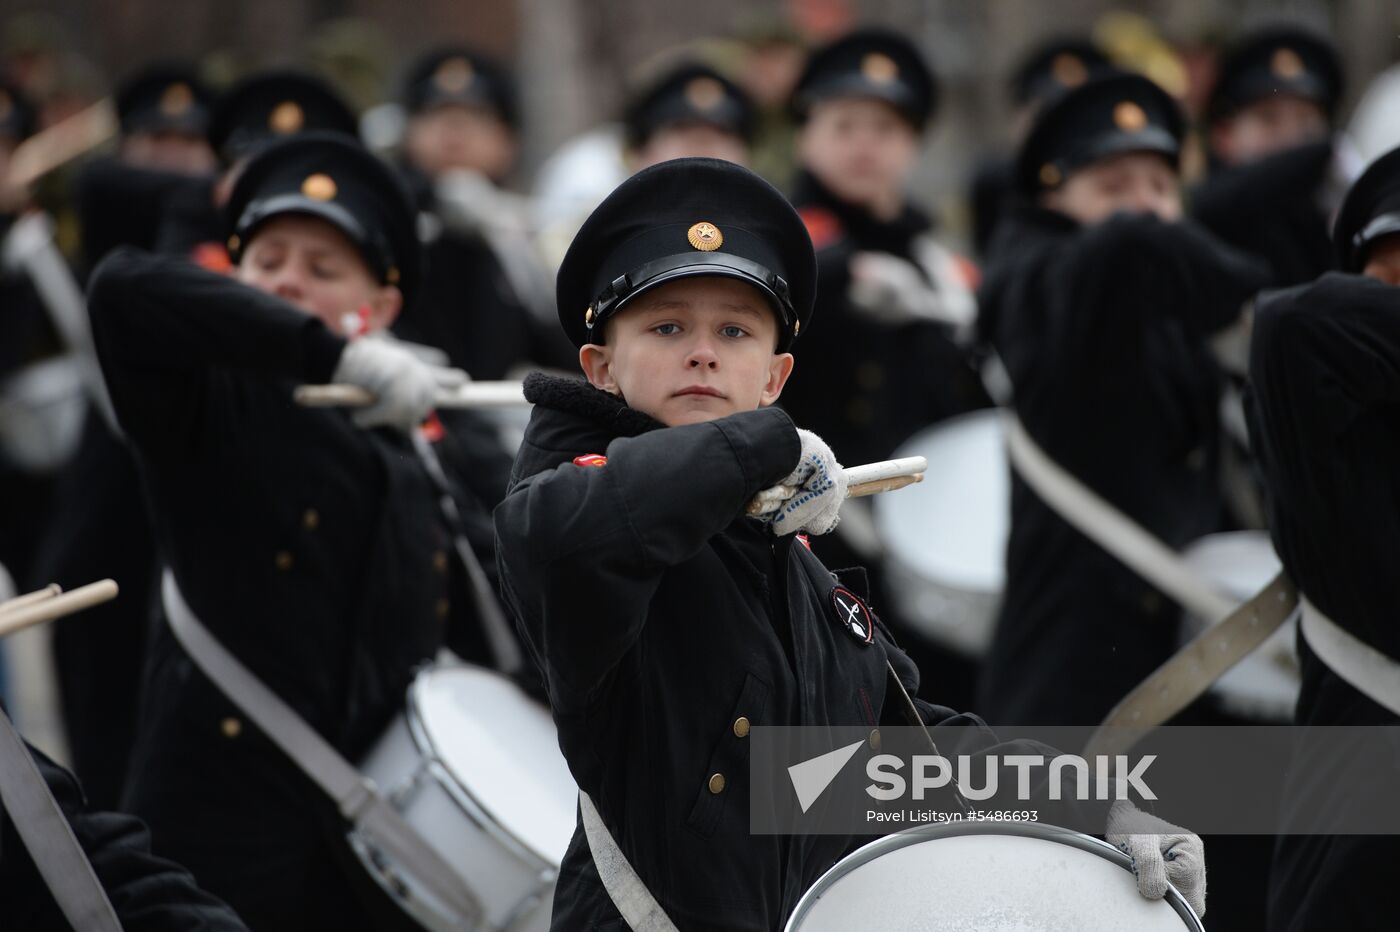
[120,129,217,176]
[1041,150,1182,226]
[1362,233,1400,286]
[403,103,517,182]
[797,97,919,216]
[579,276,795,427]
[631,122,749,172]
[1210,95,1329,166]
[234,213,402,336]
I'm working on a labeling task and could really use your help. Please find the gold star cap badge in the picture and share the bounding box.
[687,221,723,251]
[301,173,337,201]
[685,76,725,112]
[1051,53,1088,89]
[861,52,899,84]
[160,82,194,117]
[434,57,475,94]
[269,100,305,134]
[1271,47,1306,80]
[1113,100,1148,132]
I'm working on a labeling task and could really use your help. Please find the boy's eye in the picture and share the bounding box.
[653,323,680,335]
[720,325,748,338]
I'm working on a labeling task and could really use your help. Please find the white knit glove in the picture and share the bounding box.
[1106,801,1207,919]
[331,336,468,431]
[752,429,847,536]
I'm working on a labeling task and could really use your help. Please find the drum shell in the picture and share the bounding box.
[785,822,1204,932]
[352,673,560,932]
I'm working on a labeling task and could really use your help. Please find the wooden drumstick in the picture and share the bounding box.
[746,456,927,515]
[0,584,63,616]
[5,99,119,190]
[293,381,529,409]
[0,580,118,638]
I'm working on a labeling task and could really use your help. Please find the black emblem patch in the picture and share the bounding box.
[830,587,874,646]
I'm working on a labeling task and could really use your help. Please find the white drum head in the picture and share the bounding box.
[411,666,578,866]
[1181,531,1300,721]
[786,823,1203,932]
[873,410,1009,655]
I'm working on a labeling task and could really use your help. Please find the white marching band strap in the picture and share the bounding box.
[579,791,679,932]
[1300,596,1400,718]
[159,570,485,927]
[1001,410,1301,753]
[1001,411,1237,623]
[0,707,123,932]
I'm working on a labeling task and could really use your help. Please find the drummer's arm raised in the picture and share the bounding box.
[494,408,801,708]
[86,247,348,454]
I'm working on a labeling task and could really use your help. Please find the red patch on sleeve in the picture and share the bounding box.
[572,454,608,468]
[796,533,812,551]
[798,207,843,251]
[419,413,445,442]
[951,253,982,290]
[190,242,232,273]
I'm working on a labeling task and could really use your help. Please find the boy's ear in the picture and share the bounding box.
[364,284,403,332]
[759,352,796,407]
[579,343,620,395]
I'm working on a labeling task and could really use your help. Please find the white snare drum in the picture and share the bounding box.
[873,410,1009,657]
[1180,531,1301,721]
[354,663,578,931]
[785,822,1204,932]
[0,354,88,473]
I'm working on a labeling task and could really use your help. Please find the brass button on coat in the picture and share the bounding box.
[733,716,750,738]
[274,551,293,571]
[435,598,450,619]
[708,772,726,794]
[302,509,320,530]
[220,717,242,739]
[433,551,449,572]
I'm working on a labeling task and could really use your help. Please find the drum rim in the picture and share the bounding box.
[782,821,1206,932]
[405,664,566,871]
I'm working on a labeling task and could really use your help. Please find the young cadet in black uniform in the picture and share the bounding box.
[967,36,1113,257]
[976,72,1269,727]
[3,737,249,931]
[392,47,571,381]
[1248,147,1400,932]
[1192,25,1345,288]
[623,60,755,170]
[74,63,218,269]
[777,29,989,709]
[86,133,464,929]
[493,157,1205,930]
[0,80,63,591]
[39,68,362,814]
[781,29,987,471]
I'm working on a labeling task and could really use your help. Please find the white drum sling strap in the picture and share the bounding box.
[1000,413,1299,750]
[1300,596,1400,717]
[159,571,485,927]
[0,707,121,932]
[579,791,678,932]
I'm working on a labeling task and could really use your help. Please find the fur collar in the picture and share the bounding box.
[522,372,666,438]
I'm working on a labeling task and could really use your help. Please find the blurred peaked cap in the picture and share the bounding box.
[791,28,937,130]
[1208,24,1343,121]
[224,131,421,304]
[115,62,214,137]
[401,45,518,127]
[1333,146,1400,272]
[210,70,359,163]
[1017,70,1184,194]
[624,61,755,148]
[556,157,815,352]
[1009,36,1114,108]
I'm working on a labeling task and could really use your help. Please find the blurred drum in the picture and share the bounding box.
[354,663,578,932]
[0,354,88,473]
[873,410,1009,657]
[785,822,1204,932]
[1179,531,1301,721]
